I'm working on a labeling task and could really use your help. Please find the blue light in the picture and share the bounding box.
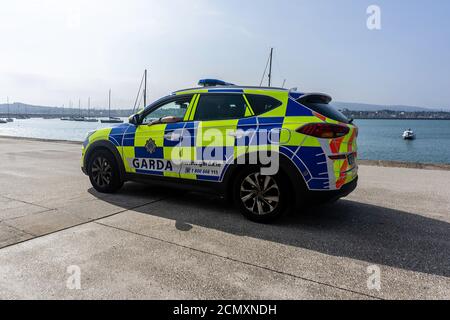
[198,79,234,87]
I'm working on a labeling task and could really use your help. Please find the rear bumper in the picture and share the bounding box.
[306,176,358,204]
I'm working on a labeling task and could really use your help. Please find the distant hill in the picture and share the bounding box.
[0,102,133,117]
[0,101,446,115]
[333,102,440,112]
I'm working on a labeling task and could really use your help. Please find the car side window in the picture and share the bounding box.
[193,94,247,121]
[142,97,192,124]
[245,94,282,115]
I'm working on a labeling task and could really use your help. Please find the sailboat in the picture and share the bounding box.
[73,99,85,121]
[101,89,123,123]
[6,98,14,122]
[60,104,70,120]
[84,97,98,122]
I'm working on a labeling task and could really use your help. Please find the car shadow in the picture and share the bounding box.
[89,182,450,278]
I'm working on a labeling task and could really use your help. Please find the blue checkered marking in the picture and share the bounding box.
[134,146,164,159]
[163,121,198,147]
[307,179,330,190]
[196,175,220,182]
[136,169,164,176]
[285,99,313,117]
[236,117,283,146]
[280,146,329,190]
[108,123,135,146]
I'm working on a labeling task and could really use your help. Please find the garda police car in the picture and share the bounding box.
[81,79,358,222]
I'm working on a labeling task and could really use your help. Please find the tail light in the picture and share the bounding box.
[296,123,350,139]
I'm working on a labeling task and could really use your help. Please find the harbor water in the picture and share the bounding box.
[0,118,449,164]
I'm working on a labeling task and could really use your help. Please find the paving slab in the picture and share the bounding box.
[0,222,365,300]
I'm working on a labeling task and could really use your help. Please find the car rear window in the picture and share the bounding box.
[299,99,349,124]
[194,94,247,121]
[246,94,282,115]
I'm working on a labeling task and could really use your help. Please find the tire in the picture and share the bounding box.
[88,149,123,193]
[233,166,287,223]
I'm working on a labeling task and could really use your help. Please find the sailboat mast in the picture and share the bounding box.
[7,97,10,118]
[78,99,81,117]
[268,47,273,87]
[108,89,111,118]
[88,97,90,117]
[144,69,147,109]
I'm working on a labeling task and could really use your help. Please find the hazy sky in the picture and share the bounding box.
[1,0,450,109]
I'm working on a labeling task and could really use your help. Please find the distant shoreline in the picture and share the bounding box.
[353,118,450,121]
[1,135,449,171]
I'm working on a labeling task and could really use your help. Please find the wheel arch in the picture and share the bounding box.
[222,152,308,207]
[84,140,126,182]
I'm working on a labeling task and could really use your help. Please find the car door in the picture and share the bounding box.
[180,93,252,182]
[126,95,195,178]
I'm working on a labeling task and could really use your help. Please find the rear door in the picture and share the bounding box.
[181,93,251,181]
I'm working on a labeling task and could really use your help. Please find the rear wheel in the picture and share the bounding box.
[88,150,123,193]
[233,167,287,223]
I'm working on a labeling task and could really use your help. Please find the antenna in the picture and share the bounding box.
[282,79,286,88]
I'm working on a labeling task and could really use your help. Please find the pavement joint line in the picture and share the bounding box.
[0,221,37,237]
[94,220,383,300]
[0,194,53,211]
[0,197,168,251]
[1,208,57,224]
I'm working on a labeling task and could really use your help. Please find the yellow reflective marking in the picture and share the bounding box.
[242,94,254,116]
[187,94,201,121]
[122,146,136,173]
[176,89,208,95]
[134,123,167,147]
[184,94,198,121]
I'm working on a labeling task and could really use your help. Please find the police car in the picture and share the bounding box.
[81,79,358,222]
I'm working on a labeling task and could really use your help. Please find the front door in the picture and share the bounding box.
[125,95,195,178]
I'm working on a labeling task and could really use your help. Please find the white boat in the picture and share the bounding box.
[402,129,415,140]
[0,118,7,124]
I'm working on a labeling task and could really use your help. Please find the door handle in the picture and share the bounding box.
[164,132,182,141]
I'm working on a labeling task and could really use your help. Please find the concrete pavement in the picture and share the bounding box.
[0,137,449,299]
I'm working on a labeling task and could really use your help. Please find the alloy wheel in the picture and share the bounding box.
[240,172,280,215]
[91,157,112,188]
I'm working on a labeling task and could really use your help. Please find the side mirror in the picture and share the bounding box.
[129,114,140,125]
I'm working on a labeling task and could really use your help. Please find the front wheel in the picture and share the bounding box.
[88,150,123,193]
[233,167,287,223]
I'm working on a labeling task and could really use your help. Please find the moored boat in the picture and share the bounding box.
[402,129,415,140]
[100,90,123,123]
